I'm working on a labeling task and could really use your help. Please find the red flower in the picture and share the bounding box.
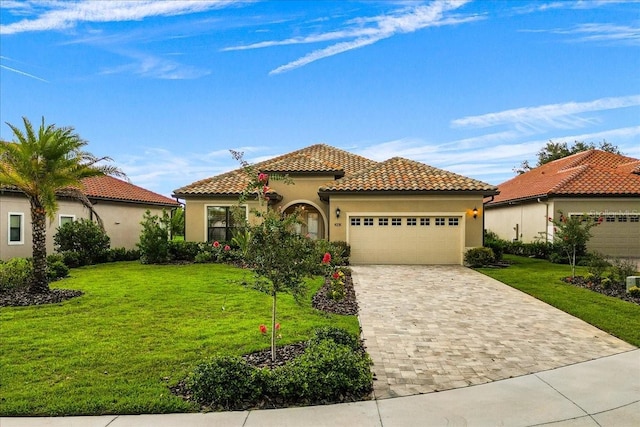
[224,245,231,251]
[213,241,220,248]
[332,272,341,280]
[322,252,332,264]
[275,323,281,331]
[258,173,268,183]
[259,324,267,335]
[263,185,270,194]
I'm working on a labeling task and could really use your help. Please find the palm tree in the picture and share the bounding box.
[0,117,125,293]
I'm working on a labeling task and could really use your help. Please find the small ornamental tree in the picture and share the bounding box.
[231,150,316,362]
[138,209,171,264]
[549,211,602,278]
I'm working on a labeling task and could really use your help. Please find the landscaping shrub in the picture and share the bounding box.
[273,340,372,402]
[0,258,33,291]
[628,286,640,298]
[309,240,350,274]
[54,219,110,265]
[609,258,638,286]
[46,254,69,281]
[138,210,171,264]
[194,251,215,264]
[186,327,371,410]
[168,240,201,261]
[464,247,495,267]
[585,252,610,279]
[308,326,360,351]
[60,250,83,268]
[107,247,140,262]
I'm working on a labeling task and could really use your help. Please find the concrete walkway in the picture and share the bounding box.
[352,265,636,399]
[2,265,638,426]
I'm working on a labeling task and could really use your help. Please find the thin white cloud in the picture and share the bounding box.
[221,0,480,74]
[551,23,640,45]
[0,64,48,82]
[452,95,640,129]
[100,51,210,80]
[0,0,243,35]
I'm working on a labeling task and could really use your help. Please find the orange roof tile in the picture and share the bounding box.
[319,157,498,194]
[81,176,179,206]
[487,150,640,206]
[173,144,378,196]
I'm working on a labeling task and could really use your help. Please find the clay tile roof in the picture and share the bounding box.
[173,144,378,196]
[487,149,640,206]
[319,157,498,194]
[81,175,180,206]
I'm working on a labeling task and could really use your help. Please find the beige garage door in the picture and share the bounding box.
[348,215,463,264]
[588,215,640,257]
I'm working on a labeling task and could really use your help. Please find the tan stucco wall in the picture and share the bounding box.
[0,193,172,260]
[484,201,551,242]
[327,194,484,248]
[485,197,640,257]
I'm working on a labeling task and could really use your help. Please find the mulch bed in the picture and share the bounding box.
[311,271,359,315]
[0,288,83,307]
[562,276,640,305]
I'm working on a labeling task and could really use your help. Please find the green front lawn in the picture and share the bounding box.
[477,255,640,347]
[0,262,359,416]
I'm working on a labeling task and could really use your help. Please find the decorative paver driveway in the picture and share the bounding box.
[352,265,636,399]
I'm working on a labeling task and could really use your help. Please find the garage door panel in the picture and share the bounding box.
[349,216,462,265]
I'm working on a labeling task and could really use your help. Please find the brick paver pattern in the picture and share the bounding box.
[352,265,636,399]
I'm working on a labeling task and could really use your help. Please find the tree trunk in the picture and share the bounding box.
[30,203,49,293]
[271,291,277,363]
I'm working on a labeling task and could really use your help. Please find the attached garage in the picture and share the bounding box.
[348,214,464,264]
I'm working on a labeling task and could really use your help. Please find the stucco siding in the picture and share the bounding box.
[484,201,551,242]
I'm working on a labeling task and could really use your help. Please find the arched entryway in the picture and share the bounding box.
[283,202,326,240]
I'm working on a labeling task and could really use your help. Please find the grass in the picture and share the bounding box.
[477,255,640,347]
[0,262,359,416]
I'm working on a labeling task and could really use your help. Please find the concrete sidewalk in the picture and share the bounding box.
[2,349,638,427]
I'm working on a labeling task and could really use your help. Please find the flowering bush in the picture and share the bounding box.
[328,269,346,300]
[549,211,600,277]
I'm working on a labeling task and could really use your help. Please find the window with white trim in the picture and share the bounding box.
[435,217,445,226]
[618,215,628,223]
[407,218,417,226]
[350,217,361,226]
[378,218,388,226]
[448,217,459,226]
[605,215,615,223]
[420,217,430,226]
[8,213,24,245]
[59,215,75,227]
[391,218,402,226]
[207,206,241,242]
[364,218,374,226]
[630,215,639,223]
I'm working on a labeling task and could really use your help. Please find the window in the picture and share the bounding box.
[350,217,361,226]
[618,215,628,223]
[435,217,445,226]
[448,217,459,226]
[406,218,417,226]
[378,218,388,226]
[391,218,402,226]
[207,206,241,242]
[630,215,639,223]
[8,213,24,245]
[364,218,374,226]
[606,215,615,223]
[420,217,430,226]
[59,215,75,226]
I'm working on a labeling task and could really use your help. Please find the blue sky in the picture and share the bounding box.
[1,0,639,198]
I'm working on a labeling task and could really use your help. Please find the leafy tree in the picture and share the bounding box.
[138,209,171,264]
[170,206,185,237]
[549,211,601,278]
[0,117,124,293]
[514,140,622,174]
[231,150,316,362]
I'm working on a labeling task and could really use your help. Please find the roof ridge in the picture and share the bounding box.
[548,164,589,194]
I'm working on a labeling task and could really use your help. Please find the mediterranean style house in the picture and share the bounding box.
[173,144,498,265]
[1,175,180,260]
[484,149,640,258]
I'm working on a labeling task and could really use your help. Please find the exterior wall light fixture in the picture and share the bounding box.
[335,208,341,218]
[473,207,478,219]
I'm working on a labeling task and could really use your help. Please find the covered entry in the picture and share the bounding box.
[348,214,464,264]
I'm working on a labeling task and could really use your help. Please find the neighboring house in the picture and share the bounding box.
[484,149,640,258]
[1,175,180,260]
[173,144,498,265]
